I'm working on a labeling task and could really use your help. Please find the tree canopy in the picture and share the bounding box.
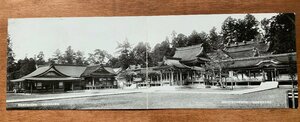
[221,14,259,44]
[264,13,295,54]
[7,13,295,82]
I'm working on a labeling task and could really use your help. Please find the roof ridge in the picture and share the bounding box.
[53,64,87,67]
[221,52,296,62]
[176,43,203,51]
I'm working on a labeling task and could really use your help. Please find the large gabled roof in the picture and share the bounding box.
[11,64,86,82]
[54,64,87,77]
[207,49,233,61]
[221,52,296,69]
[223,41,270,59]
[173,44,204,62]
[81,65,116,77]
[23,66,51,78]
[154,57,191,70]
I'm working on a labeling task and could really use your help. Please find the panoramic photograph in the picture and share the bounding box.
[6,13,298,110]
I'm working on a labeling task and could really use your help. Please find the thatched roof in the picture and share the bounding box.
[207,49,232,61]
[11,64,119,82]
[11,64,86,82]
[173,44,204,62]
[81,65,116,77]
[221,52,296,69]
[223,41,270,59]
[54,64,87,77]
[154,57,191,70]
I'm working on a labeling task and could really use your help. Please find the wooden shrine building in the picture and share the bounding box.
[208,41,298,85]
[154,44,207,86]
[81,65,117,89]
[10,64,117,93]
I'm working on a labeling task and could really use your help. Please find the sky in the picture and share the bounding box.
[8,13,277,60]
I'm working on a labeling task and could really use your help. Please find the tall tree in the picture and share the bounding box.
[260,18,271,38]
[116,38,132,54]
[52,49,64,64]
[132,42,152,67]
[7,36,14,69]
[106,57,121,68]
[35,51,46,66]
[265,13,295,54]
[239,14,259,42]
[116,39,133,69]
[74,50,85,65]
[151,37,174,65]
[172,33,188,48]
[63,46,76,64]
[198,32,211,53]
[208,27,223,50]
[221,14,259,44]
[18,57,37,78]
[7,36,15,91]
[187,30,201,46]
[221,16,238,44]
[87,49,112,65]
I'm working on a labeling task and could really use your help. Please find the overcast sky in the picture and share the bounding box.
[8,13,277,60]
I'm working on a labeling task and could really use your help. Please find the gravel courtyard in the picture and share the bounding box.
[7,87,290,110]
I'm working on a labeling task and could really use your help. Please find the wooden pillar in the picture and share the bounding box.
[180,70,183,85]
[271,70,274,81]
[274,68,277,81]
[92,78,95,89]
[160,72,163,86]
[193,71,196,85]
[30,81,33,94]
[72,82,74,91]
[52,82,55,93]
[262,70,266,81]
[176,72,179,85]
[241,72,244,80]
[248,70,250,86]
[168,72,171,82]
[171,70,174,86]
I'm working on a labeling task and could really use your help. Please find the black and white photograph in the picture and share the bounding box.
[6,13,297,110]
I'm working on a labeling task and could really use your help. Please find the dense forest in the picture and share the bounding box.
[7,13,295,81]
